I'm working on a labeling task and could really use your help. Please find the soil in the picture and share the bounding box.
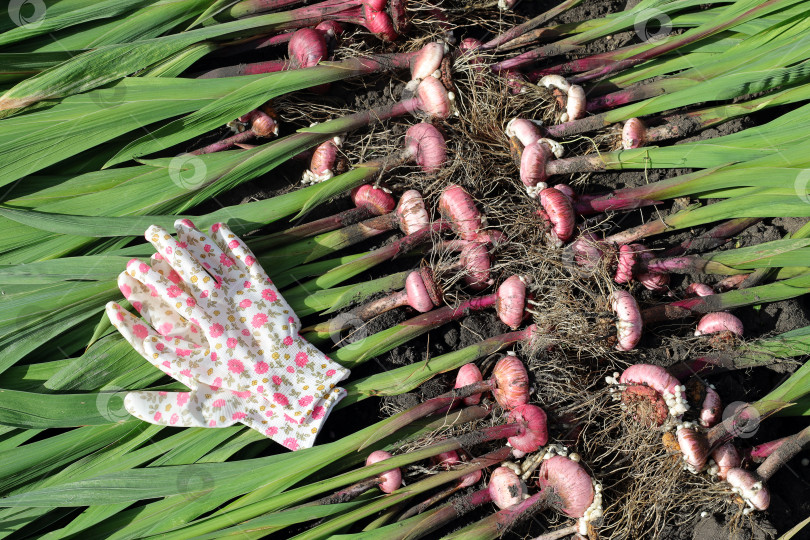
[184,1,810,538]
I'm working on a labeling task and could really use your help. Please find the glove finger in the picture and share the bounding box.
[125,257,213,332]
[105,301,159,358]
[211,222,300,329]
[254,385,348,451]
[146,254,206,346]
[124,388,239,429]
[125,384,269,431]
[144,224,217,297]
[118,270,204,347]
[173,220,234,285]
[209,222,265,282]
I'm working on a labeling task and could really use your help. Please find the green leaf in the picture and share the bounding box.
[0,0,155,47]
[0,255,130,284]
[0,3,355,114]
[107,63,401,166]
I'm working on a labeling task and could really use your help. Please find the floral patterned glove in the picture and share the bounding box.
[105,219,350,450]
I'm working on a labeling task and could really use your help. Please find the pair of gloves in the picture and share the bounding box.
[106,219,350,451]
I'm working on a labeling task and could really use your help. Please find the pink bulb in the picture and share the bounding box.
[363,0,386,11]
[571,233,605,269]
[459,38,483,65]
[350,184,396,215]
[363,6,398,41]
[619,364,680,397]
[676,425,709,471]
[553,183,576,201]
[685,282,714,297]
[315,20,344,38]
[538,187,575,244]
[609,290,642,351]
[439,185,484,242]
[637,270,669,291]
[308,139,339,178]
[491,354,530,410]
[694,312,744,337]
[288,28,327,69]
[621,384,669,426]
[411,42,445,80]
[505,71,526,95]
[495,275,526,329]
[476,229,507,247]
[405,271,434,312]
[389,0,408,34]
[433,450,460,468]
[416,76,452,119]
[565,85,586,121]
[507,404,548,453]
[432,449,481,487]
[239,110,277,138]
[460,38,482,52]
[455,363,484,405]
[537,456,595,518]
[460,242,491,290]
[711,443,740,480]
[404,122,447,173]
[395,189,430,235]
[622,118,646,150]
[700,386,722,428]
[505,118,541,147]
[420,266,443,306]
[488,467,527,509]
[458,468,483,488]
[366,450,402,493]
[613,244,639,284]
[636,247,669,292]
[520,140,553,188]
[725,468,769,510]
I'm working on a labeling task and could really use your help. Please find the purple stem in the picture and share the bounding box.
[756,425,810,481]
[660,218,761,257]
[213,32,294,59]
[400,487,493,537]
[310,476,382,505]
[229,0,342,18]
[568,0,785,85]
[747,436,790,463]
[481,0,579,51]
[195,59,291,79]
[258,205,378,250]
[526,38,649,79]
[707,400,788,447]
[358,379,498,449]
[190,130,259,155]
[572,193,661,215]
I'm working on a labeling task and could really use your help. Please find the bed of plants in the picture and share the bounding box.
[0,0,809,538]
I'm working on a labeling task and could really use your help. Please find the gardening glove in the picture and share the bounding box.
[105,219,350,451]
